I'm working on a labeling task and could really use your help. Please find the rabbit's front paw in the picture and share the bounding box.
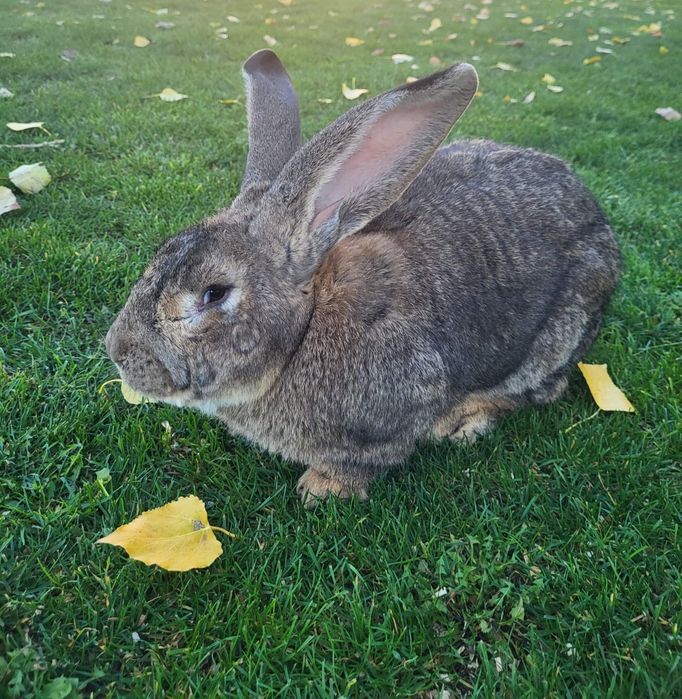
[296,467,369,509]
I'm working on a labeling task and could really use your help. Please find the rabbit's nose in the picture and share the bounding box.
[105,326,129,364]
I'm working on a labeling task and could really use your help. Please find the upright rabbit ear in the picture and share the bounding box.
[241,50,301,189]
[269,63,478,281]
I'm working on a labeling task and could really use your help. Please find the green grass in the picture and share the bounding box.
[1,0,681,696]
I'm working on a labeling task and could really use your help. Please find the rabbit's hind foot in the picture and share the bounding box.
[432,395,512,444]
[297,466,370,509]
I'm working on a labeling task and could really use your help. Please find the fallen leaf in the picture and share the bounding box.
[226,15,240,23]
[492,62,517,71]
[155,20,175,29]
[583,55,602,65]
[155,87,188,102]
[523,90,535,103]
[612,36,630,45]
[391,53,414,64]
[97,495,235,571]
[659,46,669,55]
[9,163,51,193]
[405,76,418,83]
[60,48,78,62]
[7,121,45,132]
[371,48,384,56]
[429,56,442,67]
[548,37,572,47]
[520,16,534,25]
[0,52,16,58]
[655,107,681,121]
[588,34,599,41]
[546,84,564,93]
[418,39,433,46]
[134,35,151,47]
[341,82,368,100]
[0,186,21,216]
[596,47,614,54]
[426,17,442,33]
[345,37,365,47]
[541,73,556,84]
[317,98,333,104]
[218,98,240,105]
[263,34,277,47]
[577,363,635,412]
[0,87,14,98]
[633,22,661,35]
[418,1,434,10]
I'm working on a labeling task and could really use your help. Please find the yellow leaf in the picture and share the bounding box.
[97,495,235,571]
[120,381,158,405]
[548,37,573,47]
[341,83,368,100]
[426,17,442,33]
[546,84,564,93]
[345,37,365,47]
[612,36,630,45]
[157,87,188,102]
[659,45,669,55]
[541,73,556,84]
[218,98,240,105]
[405,76,418,84]
[0,186,21,216]
[577,363,635,412]
[9,163,51,194]
[492,62,517,71]
[520,16,534,25]
[263,34,277,47]
[226,15,240,23]
[391,53,414,64]
[7,121,45,131]
[583,55,602,65]
[134,35,151,48]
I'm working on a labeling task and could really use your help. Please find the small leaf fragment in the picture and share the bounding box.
[7,121,45,132]
[0,87,14,98]
[0,186,21,216]
[426,17,442,33]
[583,55,602,65]
[546,84,564,93]
[157,87,188,102]
[134,35,151,47]
[263,34,277,47]
[655,107,681,121]
[341,83,368,100]
[548,37,572,47]
[523,91,536,103]
[577,362,635,412]
[520,16,534,25]
[9,163,51,193]
[541,73,556,84]
[492,62,517,71]
[659,46,669,55]
[97,495,229,571]
[155,21,175,29]
[345,37,365,47]
[391,53,414,64]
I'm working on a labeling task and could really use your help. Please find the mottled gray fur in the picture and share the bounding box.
[106,50,620,507]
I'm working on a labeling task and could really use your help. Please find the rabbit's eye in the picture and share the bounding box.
[201,285,231,306]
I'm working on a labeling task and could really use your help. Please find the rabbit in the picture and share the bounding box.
[105,49,620,507]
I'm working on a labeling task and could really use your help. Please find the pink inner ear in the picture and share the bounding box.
[310,101,436,231]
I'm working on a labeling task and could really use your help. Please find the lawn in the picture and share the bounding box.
[1,0,681,696]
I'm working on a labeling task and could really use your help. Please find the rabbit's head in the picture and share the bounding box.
[106,50,478,411]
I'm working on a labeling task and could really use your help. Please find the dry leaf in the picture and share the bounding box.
[226,15,240,23]
[155,20,175,29]
[492,62,517,71]
[341,83,368,100]
[612,36,630,45]
[155,87,188,102]
[655,107,681,121]
[548,37,572,47]
[134,35,151,47]
[263,34,277,47]
[520,16,534,25]
[583,55,602,65]
[429,56,442,67]
[391,53,414,64]
[97,495,235,571]
[0,52,16,58]
[596,47,614,54]
[541,73,556,84]
[577,363,635,412]
[523,91,536,103]
[7,121,45,132]
[9,163,51,194]
[0,186,21,216]
[345,37,365,47]
[405,76,418,83]
[659,46,669,55]
[0,87,13,98]
[426,17,442,33]
[120,381,157,405]
[371,48,384,56]
[546,84,564,93]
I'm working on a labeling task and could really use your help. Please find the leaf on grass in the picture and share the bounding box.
[583,55,602,65]
[577,362,635,412]
[263,34,277,47]
[134,35,151,47]
[155,87,188,102]
[1,52,16,58]
[655,107,681,121]
[541,73,556,84]
[425,17,442,33]
[226,15,240,23]
[548,37,572,47]
[218,98,240,105]
[9,163,51,193]
[7,121,45,132]
[546,84,564,93]
[121,381,158,405]
[345,37,365,47]
[659,46,669,55]
[523,91,536,103]
[391,53,413,64]
[492,62,517,71]
[0,186,21,215]
[596,47,614,54]
[520,16,534,25]
[155,21,175,29]
[317,98,332,104]
[0,87,13,98]
[341,82,368,100]
[97,495,235,571]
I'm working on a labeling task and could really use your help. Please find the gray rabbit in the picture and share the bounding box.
[106,50,620,507]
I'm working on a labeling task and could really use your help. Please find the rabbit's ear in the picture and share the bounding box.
[241,50,301,189]
[273,63,478,280]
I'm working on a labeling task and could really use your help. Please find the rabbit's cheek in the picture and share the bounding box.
[231,324,260,354]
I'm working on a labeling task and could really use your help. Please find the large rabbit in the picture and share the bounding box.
[106,50,620,507]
